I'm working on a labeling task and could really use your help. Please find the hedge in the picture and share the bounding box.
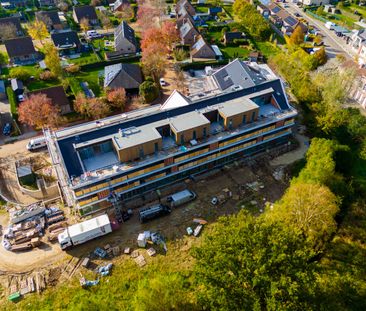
[67,77,83,96]
[79,55,141,70]
[6,86,18,120]
[179,60,229,70]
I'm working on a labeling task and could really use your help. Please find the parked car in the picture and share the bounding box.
[2,123,11,136]
[294,13,302,17]
[160,78,167,86]
[17,94,25,102]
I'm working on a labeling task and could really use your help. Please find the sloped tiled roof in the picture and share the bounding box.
[104,63,143,89]
[5,37,36,58]
[35,11,61,25]
[28,85,70,109]
[51,31,80,48]
[0,16,22,33]
[114,21,136,47]
[73,5,98,21]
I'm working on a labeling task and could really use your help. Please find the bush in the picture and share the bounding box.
[6,86,17,120]
[64,64,81,74]
[139,80,159,103]
[39,70,56,81]
[9,67,32,81]
[233,38,248,45]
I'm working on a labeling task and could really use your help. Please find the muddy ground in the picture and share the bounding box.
[0,157,290,296]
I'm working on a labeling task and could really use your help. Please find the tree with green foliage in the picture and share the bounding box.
[193,211,317,311]
[268,182,339,246]
[139,78,159,103]
[0,51,8,67]
[44,43,63,78]
[28,20,48,46]
[233,0,271,40]
[289,26,305,45]
[313,47,327,66]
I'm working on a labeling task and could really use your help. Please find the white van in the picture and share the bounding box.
[27,137,47,151]
[166,190,196,208]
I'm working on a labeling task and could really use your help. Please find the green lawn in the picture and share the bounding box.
[91,38,114,59]
[221,46,251,59]
[74,68,103,97]
[255,41,281,59]
[69,52,100,66]
[27,79,60,91]
[195,5,209,13]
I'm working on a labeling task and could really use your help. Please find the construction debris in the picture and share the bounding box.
[147,248,156,257]
[134,255,146,267]
[80,277,99,288]
[98,263,113,276]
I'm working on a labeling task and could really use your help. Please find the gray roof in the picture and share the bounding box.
[170,111,210,133]
[35,11,61,25]
[113,126,162,150]
[51,31,80,49]
[180,20,195,38]
[218,97,259,118]
[212,59,267,91]
[114,21,136,47]
[73,5,98,21]
[104,63,143,90]
[0,17,22,33]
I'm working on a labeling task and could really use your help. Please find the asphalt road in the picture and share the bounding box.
[283,3,355,59]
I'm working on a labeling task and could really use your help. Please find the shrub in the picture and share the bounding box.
[233,38,248,45]
[139,80,159,103]
[67,77,83,96]
[39,70,56,81]
[6,86,17,120]
[64,64,81,74]
[9,67,32,81]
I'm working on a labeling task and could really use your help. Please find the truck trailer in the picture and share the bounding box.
[58,215,112,250]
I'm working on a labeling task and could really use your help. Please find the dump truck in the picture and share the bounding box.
[58,214,112,250]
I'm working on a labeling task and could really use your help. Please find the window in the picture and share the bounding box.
[180,134,184,145]
[251,111,256,122]
[242,115,246,124]
[193,130,197,140]
[229,119,233,129]
[203,127,207,138]
[154,142,159,153]
[139,147,144,158]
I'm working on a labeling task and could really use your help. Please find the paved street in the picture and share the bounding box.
[284,3,355,59]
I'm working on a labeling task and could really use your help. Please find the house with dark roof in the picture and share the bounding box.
[0,17,23,41]
[190,36,216,61]
[73,5,99,26]
[256,4,270,19]
[223,32,246,45]
[104,63,143,92]
[51,31,82,56]
[176,8,195,29]
[176,0,196,17]
[5,37,39,65]
[208,7,222,16]
[35,11,63,31]
[114,21,137,54]
[113,0,130,11]
[28,86,71,115]
[179,20,200,46]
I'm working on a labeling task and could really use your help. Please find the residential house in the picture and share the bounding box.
[303,0,329,4]
[35,11,63,31]
[341,60,366,108]
[176,0,196,17]
[51,31,82,56]
[45,58,297,216]
[114,21,137,54]
[5,37,39,65]
[323,4,339,14]
[176,7,195,29]
[28,86,71,115]
[113,0,130,11]
[223,32,245,45]
[11,78,24,96]
[179,20,200,46]
[3,0,26,7]
[104,63,143,92]
[349,29,366,56]
[38,0,56,6]
[257,4,270,19]
[73,5,99,26]
[190,36,216,61]
[0,17,23,41]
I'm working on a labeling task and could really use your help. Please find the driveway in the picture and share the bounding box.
[0,99,12,145]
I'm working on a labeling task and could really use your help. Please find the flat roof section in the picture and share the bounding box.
[113,126,162,150]
[218,97,259,119]
[170,111,210,133]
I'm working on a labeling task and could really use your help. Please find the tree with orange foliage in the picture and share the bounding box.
[137,5,159,33]
[141,44,167,83]
[107,88,127,110]
[74,93,110,119]
[161,21,180,50]
[18,93,60,128]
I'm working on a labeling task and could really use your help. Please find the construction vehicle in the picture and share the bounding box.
[58,215,112,250]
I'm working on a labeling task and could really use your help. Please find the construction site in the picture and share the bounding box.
[0,133,307,302]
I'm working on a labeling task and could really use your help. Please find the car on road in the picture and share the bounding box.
[160,78,167,86]
[295,13,302,17]
[2,123,11,136]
